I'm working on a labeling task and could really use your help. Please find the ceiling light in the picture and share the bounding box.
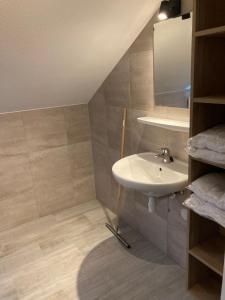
[158,12,168,20]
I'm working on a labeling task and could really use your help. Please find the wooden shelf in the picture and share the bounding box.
[195,0,225,33]
[193,95,225,105]
[190,157,225,171]
[195,25,225,38]
[190,277,222,300]
[189,236,225,276]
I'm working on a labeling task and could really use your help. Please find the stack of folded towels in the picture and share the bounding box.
[187,124,225,164]
[184,172,225,227]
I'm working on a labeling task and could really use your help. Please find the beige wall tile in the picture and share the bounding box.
[0,278,18,300]
[34,182,75,217]
[23,108,68,153]
[0,155,33,201]
[30,147,72,184]
[73,175,96,205]
[89,89,108,146]
[106,106,124,151]
[0,113,25,142]
[64,105,90,144]
[0,191,38,232]
[130,51,154,111]
[91,142,112,210]
[22,108,66,138]
[0,139,28,157]
[104,54,130,108]
[0,104,95,231]
[27,132,68,153]
[68,141,93,178]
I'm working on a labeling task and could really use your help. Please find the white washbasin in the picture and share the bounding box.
[112,152,188,197]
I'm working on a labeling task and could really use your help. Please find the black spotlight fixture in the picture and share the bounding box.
[158,0,181,20]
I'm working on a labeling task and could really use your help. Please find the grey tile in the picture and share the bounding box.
[26,132,68,153]
[104,54,130,107]
[89,88,108,146]
[0,154,33,202]
[34,181,75,217]
[29,146,76,216]
[120,192,137,229]
[130,51,154,111]
[106,105,124,151]
[64,105,90,144]
[29,147,72,185]
[0,191,38,233]
[168,131,189,162]
[130,125,171,155]
[135,193,169,221]
[135,201,168,253]
[167,193,188,268]
[92,142,112,210]
[68,141,93,179]
[73,174,96,205]
[0,113,25,142]
[22,107,68,153]
[22,108,66,138]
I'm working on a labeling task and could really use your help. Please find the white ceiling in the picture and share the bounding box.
[0,0,160,113]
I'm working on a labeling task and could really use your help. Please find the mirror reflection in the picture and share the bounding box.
[154,15,192,108]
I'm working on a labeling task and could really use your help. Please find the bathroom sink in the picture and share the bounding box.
[112,152,188,197]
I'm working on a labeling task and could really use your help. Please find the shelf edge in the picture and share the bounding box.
[137,117,190,133]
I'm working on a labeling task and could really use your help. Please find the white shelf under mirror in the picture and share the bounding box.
[137,117,190,132]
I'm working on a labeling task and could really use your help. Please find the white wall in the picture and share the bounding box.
[0,0,160,113]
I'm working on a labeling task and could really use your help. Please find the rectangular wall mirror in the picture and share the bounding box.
[154,14,192,109]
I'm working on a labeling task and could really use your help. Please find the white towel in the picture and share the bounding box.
[187,147,225,164]
[183,194,225,228]
[188,173,225,210]
[188,124,225,153]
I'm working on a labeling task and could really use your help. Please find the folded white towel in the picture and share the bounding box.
[187,147,225,164]
[188,173,225,210]
[188,124,225,153]
[183,194,225,228]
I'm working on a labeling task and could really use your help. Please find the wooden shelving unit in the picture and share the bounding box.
[189,236,225,276]
[188,0,225,298]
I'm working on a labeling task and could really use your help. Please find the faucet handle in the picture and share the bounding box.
[155,148,167,158]
[155,148,174,163]
[159,147,170,155]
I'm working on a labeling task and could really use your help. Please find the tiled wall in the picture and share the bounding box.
[0,105,95,232]
[89,18,189,268]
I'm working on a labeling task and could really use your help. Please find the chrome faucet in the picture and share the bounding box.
[155,148,174,164]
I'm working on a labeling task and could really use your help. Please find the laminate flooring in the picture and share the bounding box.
[0,199,205,300]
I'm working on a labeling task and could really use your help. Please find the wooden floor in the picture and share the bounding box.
[0,199,197,300]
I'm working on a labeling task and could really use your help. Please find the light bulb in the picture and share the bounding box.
[158,12,168,20]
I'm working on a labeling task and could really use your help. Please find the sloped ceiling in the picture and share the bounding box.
[0,0,160,113]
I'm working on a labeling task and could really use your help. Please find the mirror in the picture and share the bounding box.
[154,14,192,108]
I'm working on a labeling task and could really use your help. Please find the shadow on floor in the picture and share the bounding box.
[76,228,187,300]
